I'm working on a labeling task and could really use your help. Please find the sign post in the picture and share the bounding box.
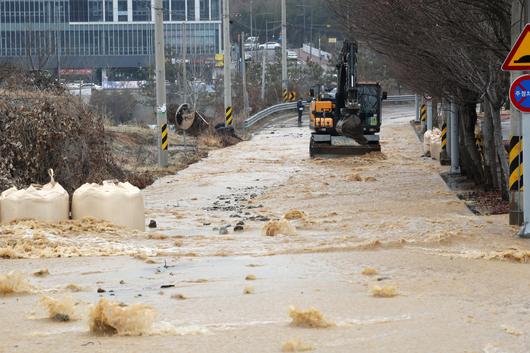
[503,23,530,232]
[509,75,530,237]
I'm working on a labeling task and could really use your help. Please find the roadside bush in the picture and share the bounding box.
[0,89,124,194]
[90,90,138,124]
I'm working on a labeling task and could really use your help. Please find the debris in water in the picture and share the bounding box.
[39,295,76,321]
[282,339,315,352]
[262,220,297,236]
[372,285,397,298]
[288,306,334,328]
[0,271,32,295]
[243,286,254,294]
[284,210,306,220]
[0,247,21,259]
[361,268,378,276]
[482,249,530,263]
[501,325,523,336]
[160,284,175,289]
[97,288,106,293]
[148,220,157,228]
[245,274,256,281]
[347,174,363,182]
[364,176,377,182]
[33,268,50,277]
[184,279,208,284]
[171,293,187,300]
[89,298,156,336]
[65,284,83,292]
[147,233,168,240]
[234,225,244,232]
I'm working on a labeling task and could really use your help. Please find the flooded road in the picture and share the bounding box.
[2,105,530,352]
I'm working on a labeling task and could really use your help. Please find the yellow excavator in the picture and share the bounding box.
[309,40,387,157]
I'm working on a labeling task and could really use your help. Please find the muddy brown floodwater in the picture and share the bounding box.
[2,105,530,353]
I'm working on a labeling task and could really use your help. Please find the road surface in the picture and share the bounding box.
[1,105,529,353]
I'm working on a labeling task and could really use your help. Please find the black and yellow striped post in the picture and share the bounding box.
[161,123,168,151]
[283,89,289,102]
[420,104,427,122]
[225,106,234,127]
[439,122,450,165]
[510,136,523,193]
[441,123,448,151]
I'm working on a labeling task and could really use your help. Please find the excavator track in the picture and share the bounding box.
[309,134,381,157]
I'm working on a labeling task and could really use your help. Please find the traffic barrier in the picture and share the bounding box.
[72,181,145,231]
[0,169,69,224]
[509,136,523,192]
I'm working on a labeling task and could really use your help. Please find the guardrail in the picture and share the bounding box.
[244,101,299,128]
[244,95,415,128]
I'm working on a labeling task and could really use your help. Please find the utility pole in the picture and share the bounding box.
[450,102,460,175]
[223,0,233,127]
[510,0,525,226]
[182,23,188,103]
[241,32,250,120]
[281,0,288,92]
[250,0,253,39]
[154,0,168,167]
[261,47,266,101]
[415,94,420,123]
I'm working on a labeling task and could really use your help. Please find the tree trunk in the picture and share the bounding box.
[459,102,485,184]
[482,101,498,190]
[490,103,510,200]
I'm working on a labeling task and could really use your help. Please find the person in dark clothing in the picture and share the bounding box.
[296,99,304,126]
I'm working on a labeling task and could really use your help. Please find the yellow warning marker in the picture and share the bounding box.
[161,123,168,151]
[225,106,233,126]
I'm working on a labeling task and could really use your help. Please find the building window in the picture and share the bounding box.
[187,0,194,21]
[211,0,219,20]
[70,0,89,22]
[133,0,151,21]
[88,0,103,21]
[104,0,113,21]
[118,0,127,12]
[200,0,208,21]
[171,0,185,21]
[163,0,169,21]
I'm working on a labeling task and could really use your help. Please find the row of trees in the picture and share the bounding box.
[326,0,512,198]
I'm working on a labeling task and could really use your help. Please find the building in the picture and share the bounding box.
[0,0,222,83]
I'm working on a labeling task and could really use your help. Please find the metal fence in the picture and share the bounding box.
[244,95,415,129]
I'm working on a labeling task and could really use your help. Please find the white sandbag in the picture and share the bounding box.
[430,136,442,160]
[72,181,145,231]
[423,130,432,155]
[430,128,442,160]
[0,169,69,224]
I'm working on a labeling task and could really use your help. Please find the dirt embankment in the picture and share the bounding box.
[0,65,241,193]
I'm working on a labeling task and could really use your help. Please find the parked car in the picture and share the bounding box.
[258,42,281,50]
[287,50,298,60]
